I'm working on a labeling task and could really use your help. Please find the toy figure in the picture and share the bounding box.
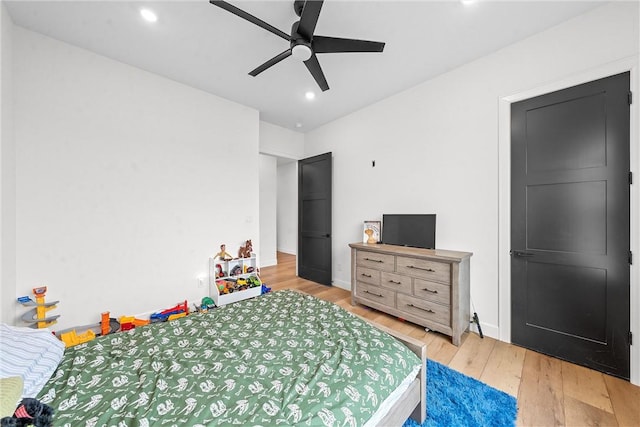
[238,240,253,258]
[215,244,233,261]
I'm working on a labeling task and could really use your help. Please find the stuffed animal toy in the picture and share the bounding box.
[238,239,252,258]
[0,398,54,427]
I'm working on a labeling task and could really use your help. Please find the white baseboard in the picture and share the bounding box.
[277,247,296,255]
[261,258,277,267]
[469,320,499,340]
[332,278,350,290]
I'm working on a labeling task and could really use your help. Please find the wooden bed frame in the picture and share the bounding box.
[364,319,427,426]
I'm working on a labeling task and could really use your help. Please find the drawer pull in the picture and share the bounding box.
[361,273,372,278]
[406,303,435,313]
[388,280,402,285]
[364,290,383,298]
[421,288,438,294]
[364,257,384,263]
[407,265,435,272]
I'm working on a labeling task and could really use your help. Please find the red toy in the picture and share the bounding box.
[150,300,188,323]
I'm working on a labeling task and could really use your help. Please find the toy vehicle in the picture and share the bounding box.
[150,300,188,323]
[60,329,96,348]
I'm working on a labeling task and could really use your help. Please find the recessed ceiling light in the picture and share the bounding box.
[460,0,477,5]
[295,122,303,128]
[140,9,158,23]
[305,91,315,101]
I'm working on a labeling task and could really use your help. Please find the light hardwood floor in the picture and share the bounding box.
[260,252,640,427]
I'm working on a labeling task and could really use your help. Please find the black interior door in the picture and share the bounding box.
[511,72,631,379]
[298,152,332,286]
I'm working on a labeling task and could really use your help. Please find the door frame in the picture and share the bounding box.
[498,55,640,385]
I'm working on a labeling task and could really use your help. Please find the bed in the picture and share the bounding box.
[36,290,426,426]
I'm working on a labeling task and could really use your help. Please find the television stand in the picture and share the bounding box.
[349,242,472,346]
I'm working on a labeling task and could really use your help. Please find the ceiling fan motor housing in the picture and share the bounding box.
[290,21,312,58]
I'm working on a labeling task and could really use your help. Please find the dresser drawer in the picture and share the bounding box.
[356,251,395,272]
[396,256,451,284]
[397,293,450,326]
[355,266,380,286]
[413,279,450,305]
[381,272,412,294]
[356,282,395,307]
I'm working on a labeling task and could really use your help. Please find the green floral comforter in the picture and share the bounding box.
[39,290,421,426]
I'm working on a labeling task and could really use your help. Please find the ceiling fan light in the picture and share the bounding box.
[140,9,158,22]
[292,44,312,61]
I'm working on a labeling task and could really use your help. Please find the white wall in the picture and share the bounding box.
[277,161,297,255]
[259,155,277,267]
[259,121,304,160]
[304,2,640,343]
[258,121,304,260]
[13,27,259,331]
[0,2,16,324]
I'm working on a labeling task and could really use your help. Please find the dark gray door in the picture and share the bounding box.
[511,72,631,379]
[298,152,332,285]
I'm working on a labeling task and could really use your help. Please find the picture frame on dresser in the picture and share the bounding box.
[363,220,381,244]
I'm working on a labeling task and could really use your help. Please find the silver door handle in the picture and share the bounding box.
[510,250,535,257]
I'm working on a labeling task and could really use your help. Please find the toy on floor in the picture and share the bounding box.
[17,287,60,329]
[100,312,123,336]
[168,312,186,321]
[59,329,96,348]
[150,300,188,323]
[193,297,216,313]
[0,398,54,427]
[238,240,252,258]
[56,313,119,346]
[101,312,110,336]
[119,316,150,331]
[261,284,271,294]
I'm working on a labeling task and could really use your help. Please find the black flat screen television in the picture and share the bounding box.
[382,214,436,249]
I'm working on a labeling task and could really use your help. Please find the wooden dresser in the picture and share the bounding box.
[349,242,472,345]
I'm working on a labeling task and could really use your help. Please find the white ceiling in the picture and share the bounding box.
[5,0,604,131]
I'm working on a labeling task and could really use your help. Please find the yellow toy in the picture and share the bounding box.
[133,318,150,327]
[168,312,187,321]
[60,329,96,348]
[18,286,60,329]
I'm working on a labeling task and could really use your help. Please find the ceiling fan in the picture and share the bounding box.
[209,0,386,92]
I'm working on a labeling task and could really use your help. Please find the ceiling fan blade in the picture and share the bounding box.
[312,36,385,53]
[304,53,329,92]
[249,49,292,76]
[297,0,323,41]
[210,0,290,41]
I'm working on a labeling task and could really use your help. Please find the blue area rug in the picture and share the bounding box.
[403,360,518,427]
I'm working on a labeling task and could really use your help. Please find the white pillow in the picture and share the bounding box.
[0,324,65,398]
